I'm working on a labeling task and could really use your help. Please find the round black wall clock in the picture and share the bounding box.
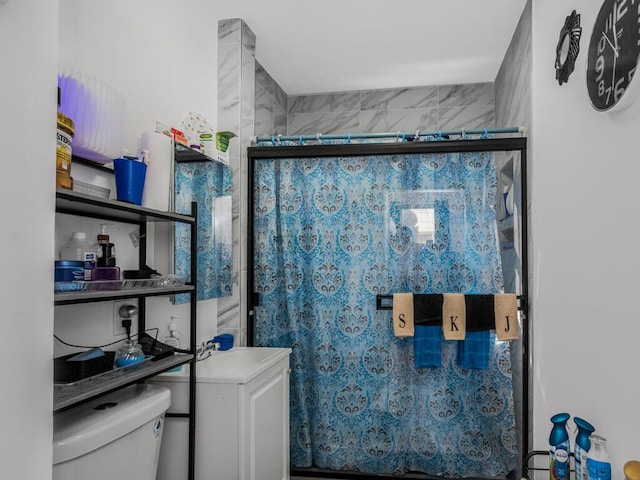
[556,10,582,85]
[586,0,640,111]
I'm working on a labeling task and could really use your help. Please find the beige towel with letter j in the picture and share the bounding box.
[393,293,414,337]
[494,293,520,340]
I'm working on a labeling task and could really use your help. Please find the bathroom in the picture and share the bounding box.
[4,0,640,479]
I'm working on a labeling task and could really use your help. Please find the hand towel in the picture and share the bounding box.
[414,294,443,326]
[494,293,520,340]
[442,293,466,340]
[414,325,442,368]
[457,330,491,369]
[464,294,496,331]
[393,293,414,337]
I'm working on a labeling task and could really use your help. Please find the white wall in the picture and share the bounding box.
[0,0,58,477]
[531,0,640,474]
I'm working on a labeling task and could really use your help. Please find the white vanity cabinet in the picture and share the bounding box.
[152,347,291,480]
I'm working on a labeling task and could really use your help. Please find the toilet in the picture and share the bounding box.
[53,384,171,480]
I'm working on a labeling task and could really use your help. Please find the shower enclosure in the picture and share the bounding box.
[248,136,528,479]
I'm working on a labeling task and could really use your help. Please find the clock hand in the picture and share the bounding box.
[602,31,620,57]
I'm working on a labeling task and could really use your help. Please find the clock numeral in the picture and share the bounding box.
[629,66,636,81]
[614,77,626,101]
[595,55,606,82]
[598,35,606,54]
[598,80,605,97]
[619,0,629,20]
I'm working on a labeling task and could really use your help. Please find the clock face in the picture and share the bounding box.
[586,0,640,111]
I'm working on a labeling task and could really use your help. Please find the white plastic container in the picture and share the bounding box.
[53,384,171,480]
[59,231,97,281]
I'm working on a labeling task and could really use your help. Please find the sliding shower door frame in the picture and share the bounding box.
[247,137,529,478]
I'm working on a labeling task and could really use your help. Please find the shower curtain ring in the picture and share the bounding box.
[271,135,276,146]
[299,135,305,145]
[460,128,465,139]
[415,129,421,142]
[316,133,322,144]
[345,133,351,144]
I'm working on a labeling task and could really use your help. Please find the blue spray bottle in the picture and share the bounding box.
[587,435,611,480]
[550,413,571,480]
[574,417,595,480]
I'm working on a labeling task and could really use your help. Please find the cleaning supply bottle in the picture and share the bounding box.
[550,412,571,480]
[574,417,595,480]
[163,317,183,372]
[59,232,96,281]
[587,435,611,480]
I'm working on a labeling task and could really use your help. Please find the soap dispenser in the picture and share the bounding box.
[93,223,120,281]
[163,317,183,372]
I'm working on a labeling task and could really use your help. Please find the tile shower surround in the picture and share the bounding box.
[256,80,495,138]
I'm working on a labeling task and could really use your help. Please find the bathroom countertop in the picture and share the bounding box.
[156,346,291,384]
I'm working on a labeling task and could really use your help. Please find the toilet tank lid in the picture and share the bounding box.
[53,384,171,464]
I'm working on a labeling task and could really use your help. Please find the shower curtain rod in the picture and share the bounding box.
[254,126,523,144]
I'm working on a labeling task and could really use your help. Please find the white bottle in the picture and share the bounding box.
[60,232,97,281]
[587,435,611,480]
[163,317,183,372]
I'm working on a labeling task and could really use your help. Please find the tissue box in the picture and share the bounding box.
[54,351,116,383]
[212,131,236,165]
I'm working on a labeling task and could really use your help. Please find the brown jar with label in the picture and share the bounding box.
[56,88,75,189]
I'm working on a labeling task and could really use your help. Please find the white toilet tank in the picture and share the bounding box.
[53,384,171,480]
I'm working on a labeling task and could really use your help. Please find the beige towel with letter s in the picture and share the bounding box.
[494,293,520,340]
[442,293,466,340]
[393,293,414,337]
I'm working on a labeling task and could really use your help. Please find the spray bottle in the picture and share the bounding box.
[574,417,595,480]
[587,435,611,480]
[550,412,571,480]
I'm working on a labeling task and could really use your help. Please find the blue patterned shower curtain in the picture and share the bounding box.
[253,149,517,477]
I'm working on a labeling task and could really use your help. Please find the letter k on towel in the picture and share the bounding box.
[442,293,466,340]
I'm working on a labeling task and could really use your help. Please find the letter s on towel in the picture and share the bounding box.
[393,293,415,337]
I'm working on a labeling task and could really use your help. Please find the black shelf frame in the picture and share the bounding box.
[54,188,198,480]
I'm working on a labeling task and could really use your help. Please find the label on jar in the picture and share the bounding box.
[56,127,73,172]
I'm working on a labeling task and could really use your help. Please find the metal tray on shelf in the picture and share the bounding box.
[54,275,187,293]
[54,356,153,399]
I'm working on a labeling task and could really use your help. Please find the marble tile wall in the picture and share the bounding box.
[255,61,287,137]
[217,18,256,345]
[287,83,495,135]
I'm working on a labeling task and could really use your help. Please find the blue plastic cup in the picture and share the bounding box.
[114,158,147,205]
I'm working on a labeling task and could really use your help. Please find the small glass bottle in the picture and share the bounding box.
[114,340,145,368]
